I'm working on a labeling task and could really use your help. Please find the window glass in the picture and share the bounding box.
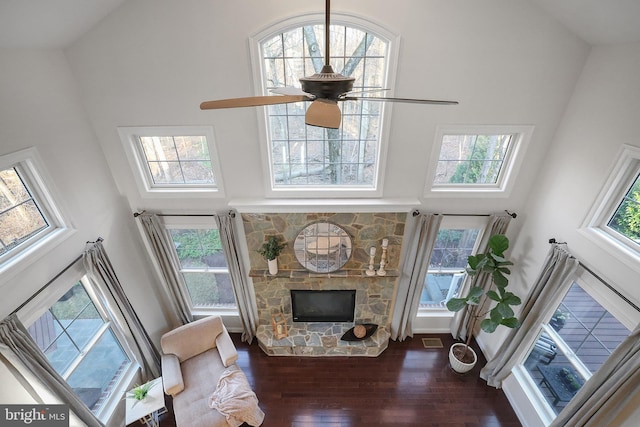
[138,136,215,186]
[420,227,481,308]
[607,171,640,244]
[522,283,630,415]
[434,134,513,185]
[27,281,131,414]
[168,228,237,310]
[0,166,50,257]
[260,24,388,189]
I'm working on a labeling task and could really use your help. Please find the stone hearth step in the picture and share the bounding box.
[256,323,390,357]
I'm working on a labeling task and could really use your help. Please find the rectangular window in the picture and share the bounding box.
[118,126,225,197]
[164,218,237,313]
[419,217,484,311]
[0,148,73,281]
[425,125,533,197]
[0,166,49,256]
[26,278,132,417]
[521,282,630,415]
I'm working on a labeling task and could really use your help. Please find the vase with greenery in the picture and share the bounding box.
[125,381,155,406]
[258,236,286,275]
[446,234,522,373]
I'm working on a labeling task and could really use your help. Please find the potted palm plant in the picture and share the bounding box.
[258,236,286,275]
[446,234,522,373]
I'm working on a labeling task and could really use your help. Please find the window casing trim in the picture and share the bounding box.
[0,147,75,283]
[118,126,226,198]
[424,125,534,198]
[249,12,400,198]
[17,271,138,423]
[161,215,239,315]
[580,144,640,272]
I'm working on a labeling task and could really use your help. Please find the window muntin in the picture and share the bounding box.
[434,134,513,185]
[167,226,237,311]
[420,227,481,309]
[0,166,50,256]
[260,23,389,189]
[118,126,225,197]
[521,283,630,415]
[26,280,131,415]
[137,136,215,186]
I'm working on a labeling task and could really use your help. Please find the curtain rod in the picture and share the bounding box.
[9,238,104,316]
[412,209,517,218]
[549,238,640,313]
[133,210,235,218]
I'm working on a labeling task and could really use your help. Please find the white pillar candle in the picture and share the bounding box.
[369,246,376,256]
[382,238,389,248]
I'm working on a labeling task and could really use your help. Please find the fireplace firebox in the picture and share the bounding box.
[290,289,355,322]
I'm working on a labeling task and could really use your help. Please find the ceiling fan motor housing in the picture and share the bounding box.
[299,65,355,100]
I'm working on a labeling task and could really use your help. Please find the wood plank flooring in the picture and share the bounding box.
[144,333,521,426]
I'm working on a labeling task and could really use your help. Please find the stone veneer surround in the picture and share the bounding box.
[243,213,406,356]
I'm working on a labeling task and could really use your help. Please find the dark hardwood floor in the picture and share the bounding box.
[143,333,521,426]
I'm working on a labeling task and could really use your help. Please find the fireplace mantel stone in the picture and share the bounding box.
[256,323,390,357]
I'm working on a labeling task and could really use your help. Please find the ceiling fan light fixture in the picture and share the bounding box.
[305,99,341,129]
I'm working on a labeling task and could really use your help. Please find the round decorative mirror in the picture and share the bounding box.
[294,221,353,273]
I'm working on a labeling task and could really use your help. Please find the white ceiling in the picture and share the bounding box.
[0,0,639,49]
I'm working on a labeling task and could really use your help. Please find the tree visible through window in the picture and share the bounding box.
[0,166,49,257]
[168,228,236,309]
[434,134,513,185]
[260,23,388,187]
[607,171,640,243]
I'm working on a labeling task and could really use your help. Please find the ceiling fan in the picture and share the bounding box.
[200,0,458,129]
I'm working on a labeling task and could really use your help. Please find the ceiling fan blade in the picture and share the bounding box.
[270,86,310,96]
[200,95,309,110]
[342,96,458,105]
[305,99,341,129]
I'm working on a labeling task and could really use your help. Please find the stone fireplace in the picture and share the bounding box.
[243,212,406,356]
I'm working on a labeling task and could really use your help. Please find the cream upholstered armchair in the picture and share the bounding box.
[161,316,262,427]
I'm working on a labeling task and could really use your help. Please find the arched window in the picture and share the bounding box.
[253,16,396,195]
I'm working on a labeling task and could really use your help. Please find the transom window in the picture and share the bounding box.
[255,19,394,194]
[434,134,513,185]
[0,166,49,256]
[25,278,133,418]
[582,144,640,263]
[606,170,640,247]
[425,125,532,196]
[118,126,225,197]
[138,136,214,186]
[164,218,237,313]
[0,148,72,278]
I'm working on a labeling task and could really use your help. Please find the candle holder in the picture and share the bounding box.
[377,239,388,276]
[366,246,377,276]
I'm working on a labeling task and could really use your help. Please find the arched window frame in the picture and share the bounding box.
[249,12,400,198]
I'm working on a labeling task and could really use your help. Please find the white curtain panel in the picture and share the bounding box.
[83,239,161,381]
[391,212,442,341]
[137,213,193,325]
[480,244,579,388]
[215,211,259,344]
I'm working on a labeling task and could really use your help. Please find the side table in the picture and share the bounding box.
[125,377,167,427]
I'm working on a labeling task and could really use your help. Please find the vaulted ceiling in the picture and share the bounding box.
[1,0,639,49]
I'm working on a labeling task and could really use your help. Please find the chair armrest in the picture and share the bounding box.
[215,327,239,367]
[161,354,184,396]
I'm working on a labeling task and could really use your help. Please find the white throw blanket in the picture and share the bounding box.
[208,367,265,427]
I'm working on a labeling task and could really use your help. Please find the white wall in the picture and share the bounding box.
[65,0,588,215]
[0,48,172,410]
[499,42,640,427]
